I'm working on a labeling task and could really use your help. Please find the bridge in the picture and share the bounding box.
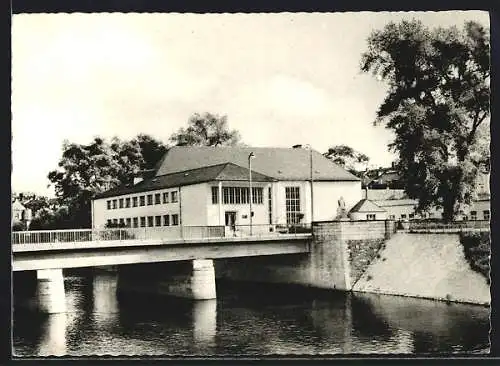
[12,220,398,314]
[12,225,312,271]
[12,225,315,314]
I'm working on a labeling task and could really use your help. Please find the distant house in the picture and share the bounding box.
[348,199,387,221]
[92,146,362,233]
[12,199,32,228]
[363,168,490,221]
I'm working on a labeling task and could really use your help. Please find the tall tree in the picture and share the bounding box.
[361,20,490,221]
[48,135,167,228]
[169,113,241,147]
[324,145,370,176]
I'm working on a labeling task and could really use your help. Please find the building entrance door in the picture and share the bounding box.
[225,211,237,228]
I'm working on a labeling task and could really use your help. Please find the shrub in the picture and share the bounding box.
[459,232,490,283]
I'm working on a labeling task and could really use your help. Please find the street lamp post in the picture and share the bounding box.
[248,152,255,236]
[305,145,314,227]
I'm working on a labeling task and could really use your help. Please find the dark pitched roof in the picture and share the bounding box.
[155,146,360,181]
[349,199,386,213]
[94,163,275,199]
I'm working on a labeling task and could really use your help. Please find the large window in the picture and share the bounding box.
[147,194,153,206]
[133,197,138,207]
[112,199,117,209]
[147,216,154,227]
[171,191,178,203]
[119,198,124,209]
[212,187,219,204]
[285,187,301,224]
[133,217,139,228]
[140,217,146,227]
[470,211,477,221]
[163,192,169,204]
[155,215,161,226]
[139,196,145,206]
[107,200,111,210]
[484,210,490,220]
[125,198,131,208]
[172,214,179,226]
[221,187,263,205]
[126,218,131,227]
[163,214,170,226]
[155,193,161,205]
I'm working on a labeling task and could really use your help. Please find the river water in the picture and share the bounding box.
[13,271,490,356]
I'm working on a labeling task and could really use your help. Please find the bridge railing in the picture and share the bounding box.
[12,224,311,245]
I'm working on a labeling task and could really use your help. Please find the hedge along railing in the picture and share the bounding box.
[408,220,490,232]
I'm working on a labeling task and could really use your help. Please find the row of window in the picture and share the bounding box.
[211,187,264,205]
[107,191,178,210]
[106,214,179,228]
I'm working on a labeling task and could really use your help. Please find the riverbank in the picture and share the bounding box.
[352,232,490,306]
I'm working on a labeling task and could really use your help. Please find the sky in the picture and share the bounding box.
[11,11,489,197]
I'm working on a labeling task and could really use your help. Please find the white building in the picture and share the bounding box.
[91,146,362,233]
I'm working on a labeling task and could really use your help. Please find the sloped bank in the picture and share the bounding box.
[352,232,490,306]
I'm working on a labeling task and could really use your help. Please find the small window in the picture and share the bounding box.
[119,218,125,227]
[171,191,178,203]
[147,216,154,227]
[140,217,146,227]
[125,198,131,208]
[119,198,124,209]
[132,197,138,207]
[212,187,219,204]
[163,192,169,204]
[139,196,145,206]
[163,215,170,226]
[366,214,376,221]
[484,210,490,220]
[389,215,396,220]
[107,200,111,210]
[155,193,161,205]
[147,194,153,206]
[401,214,407,219]
[172,214,179,226]
[408,213,414,220]
[112,200,117,209]
[155,215,161,226]
[113,218,118,225]
[107,219,112,226]
[126,218,131,227]
[470,211,477,220]
[133,217,139,228]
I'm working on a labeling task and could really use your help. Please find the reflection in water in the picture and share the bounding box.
[192,300,217,346]
[38,313,67,356]
[13,275,490,356]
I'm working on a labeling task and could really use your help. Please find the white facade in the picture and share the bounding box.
[92,179,362,230]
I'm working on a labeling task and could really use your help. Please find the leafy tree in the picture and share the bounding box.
[324,145,370,176]
[361,20,490,221]
[48,135,167,228]
[169,112,241,147]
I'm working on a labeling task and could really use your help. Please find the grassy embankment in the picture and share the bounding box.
[459,232,490,284]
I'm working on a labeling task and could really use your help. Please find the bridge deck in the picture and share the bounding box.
[12,233,312,253]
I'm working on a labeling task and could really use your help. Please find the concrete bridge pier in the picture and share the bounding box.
[36,269,66,314]
[117,259,217,300]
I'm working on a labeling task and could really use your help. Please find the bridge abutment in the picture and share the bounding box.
[117,259,217,300]
[216,220,395,292]
[36,269,66,314]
